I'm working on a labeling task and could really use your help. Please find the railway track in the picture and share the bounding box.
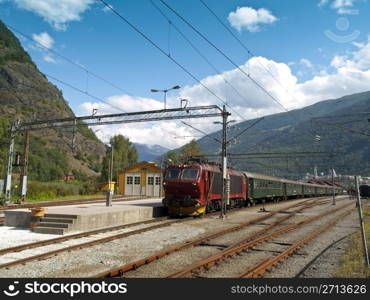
[0,196,327,272]
[166,202,354,278]
[237,208,354,278]
[93,196,347,278]
[0,195,149,212]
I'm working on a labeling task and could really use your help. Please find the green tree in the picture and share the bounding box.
[179,140,203,163]
[162,150,180,167]
[101,135,138,182]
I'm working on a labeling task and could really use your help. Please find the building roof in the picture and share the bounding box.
[119,161,163,174]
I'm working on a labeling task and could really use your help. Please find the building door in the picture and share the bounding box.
[133,174,141,195]
[125,173,141,196]
[146,174,155,196]
[154,174,161,197]
[125,174,133,196]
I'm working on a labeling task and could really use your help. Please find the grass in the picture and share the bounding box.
[335,199,370,278]
[24,193,105,203]
[3,180,103,204]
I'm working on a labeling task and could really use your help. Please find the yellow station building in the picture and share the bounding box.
[118,162,164,197]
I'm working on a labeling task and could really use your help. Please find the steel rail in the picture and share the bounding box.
[92,197,330,278]
[238,208,354,278]
[0,196,301,269]
[0,217,169,256]
[166,201,354,278]
[294,231,357,278]
[0,218,189,270]
[0,197,324,259]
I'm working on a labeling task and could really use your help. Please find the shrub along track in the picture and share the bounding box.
[92,196,348,278]
[0,196,329,273]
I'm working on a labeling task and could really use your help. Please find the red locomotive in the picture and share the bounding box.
[163,162,344,216]
[162,163,246,216]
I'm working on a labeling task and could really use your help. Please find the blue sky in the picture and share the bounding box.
[1,0,370,148]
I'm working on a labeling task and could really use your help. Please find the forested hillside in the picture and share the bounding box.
[197,91,370,179]
[0,20,105,181]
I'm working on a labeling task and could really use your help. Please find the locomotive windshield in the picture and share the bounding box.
[166,168,181,179]
[182,169,199,180]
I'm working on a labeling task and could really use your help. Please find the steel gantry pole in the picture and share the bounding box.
[106,145,114,207]
[221,105,230,219]
[3,120,19,204]
[355,176,370,267]
[19,130,30,203]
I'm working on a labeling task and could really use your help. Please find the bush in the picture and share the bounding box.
[26,181,98,201]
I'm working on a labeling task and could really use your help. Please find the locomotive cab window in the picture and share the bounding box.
[182,169,199,180]
[166,169,181,179]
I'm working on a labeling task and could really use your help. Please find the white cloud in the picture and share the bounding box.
[32,32,54,49]
[319,0,359,14]
[102,3,113,13]
[43,54,57,63]
[299,58,313,68]
[227,6,278,32]
[318,0,330,7]
[331,0,355,9]
[78,37,370,149]
[13,0,94,30]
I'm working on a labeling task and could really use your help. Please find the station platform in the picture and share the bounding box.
[4,198,166,235]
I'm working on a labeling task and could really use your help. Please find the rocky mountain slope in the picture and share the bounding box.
[0,20,105,181]
[133,143,169,162]
[197,91,370,179]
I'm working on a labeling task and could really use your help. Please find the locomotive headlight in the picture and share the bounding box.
[192,183,196,186]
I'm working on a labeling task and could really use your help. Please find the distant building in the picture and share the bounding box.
[118,162,164,197]
[64,173,75,182]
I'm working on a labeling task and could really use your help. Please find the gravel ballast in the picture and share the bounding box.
[0,196,355,278]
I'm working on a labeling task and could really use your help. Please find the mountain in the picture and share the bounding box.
[134,143,169,162]
[197,91,370,179]
[0,20,105,181]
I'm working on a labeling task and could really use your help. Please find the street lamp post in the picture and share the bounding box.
[106,144,113,207]
[150,85,181,110]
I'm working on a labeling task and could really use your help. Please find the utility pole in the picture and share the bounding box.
[331,167,336,205]
[106,145,114,207]
[71,118,77,153]
[355,176,370,267]
[3,120,18,204]
[19,130,29,203]
[221,105,230,219]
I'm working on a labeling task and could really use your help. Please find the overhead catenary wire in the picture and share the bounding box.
[181,121,222,144]
[6,23,134,97]
[315,120,370,138]
[198,0,303,106]
[43,73,127,113]
[150,0,252,120]
[162,0,321,143]
[99,0,244,121]
[159,0,289,113]
[229,117,265,142]
[4,64,126,114]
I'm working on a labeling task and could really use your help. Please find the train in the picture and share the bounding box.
[162,163,344,216]
[360,184,370,198]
